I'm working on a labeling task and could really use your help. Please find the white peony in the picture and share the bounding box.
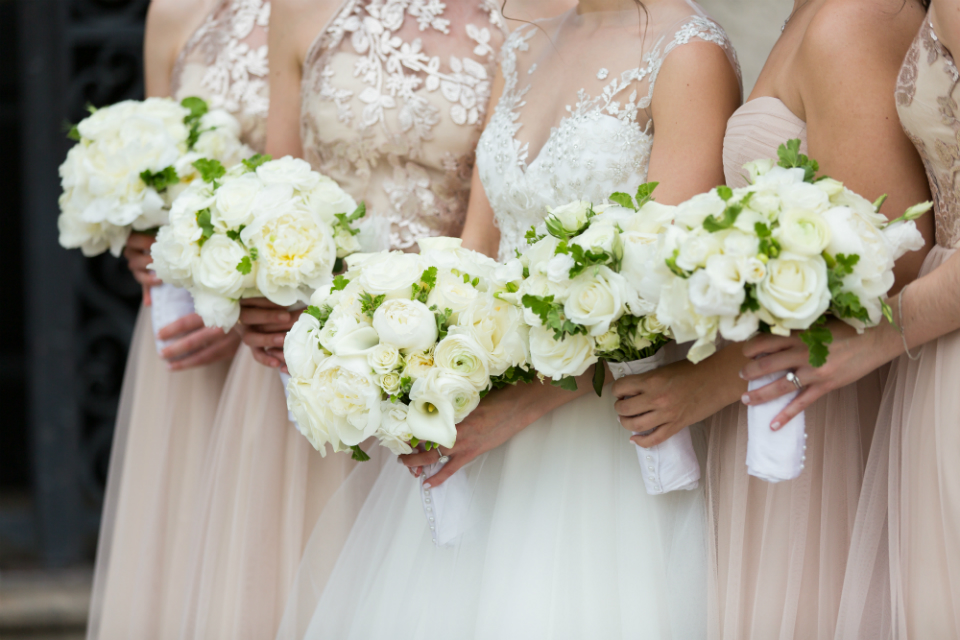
[256,156,319,191]
[194,234,249,297]
[529,325,597,379]
[372,299,438,353]
[312,355,382,447]
[357,251,423,297]
[192,289,240,330]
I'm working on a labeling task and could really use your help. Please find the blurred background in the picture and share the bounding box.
[0,0,786,637]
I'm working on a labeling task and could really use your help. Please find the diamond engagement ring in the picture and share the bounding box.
[437,453,450,465]
[785,371,803,391]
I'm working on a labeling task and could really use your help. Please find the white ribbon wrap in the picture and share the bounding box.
[149,283,195,354]
[608,351,700,495]
[746,371,807,482]
[419,461,470,547]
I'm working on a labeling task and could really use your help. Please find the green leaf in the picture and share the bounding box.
[635,181,659,207]
[740,285,760,313]
[717,185,733,202]
[195,208,214,246]
[592,363,605,397]
[65,122,81,142]
[609,192,636,211]
[703,202,742,233]
[521,294,557,325]
[350,445,371,462]
[226,225,247,243]
[800,321,833,368]
[180,96,209,120]
[880,297,897,329]
[332,275,350,291]
[551,376,578,391]
[872,194,888,211]
[236,256,253,275]
[249,247,258,261]
[139,166,180,193]
[665,248,688,278]
[193,158,226,184]
[524,226,546,244]
[360,292,386,318]
[776,138,819,182]
[832,253,860,278]
[242,153,272,172]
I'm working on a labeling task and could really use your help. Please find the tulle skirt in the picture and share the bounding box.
[177,348,383,640]
[704,362,884,639]
[278,385,710,640]
[836,244,959,639]
[87,307,232,640]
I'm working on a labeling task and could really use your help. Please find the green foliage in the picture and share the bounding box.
[872,194,888,211]
[350,445,371,462]
[431,306,453,340]
[236,256,253,275]
[140,166,180,193]
[65,122,81,142]
[181,97,210,149]
[226,225,247,243]
[703,201,743,233]
[551,376,579,391]
[360,292,386,318]
[740,286,760,313]
[485,365,537,397]
[800,319,833,368]
[717,185,733,202]
[824,253,869,325]
[592,363,605,397]
[242,154,272,172]
[886,201,933,226]
[195,208,214,246]
[567,242,615,278]
[755,222,781,258]
[634,181,659,208]
[880,298,896,329]
[777,138,819,182]
[525,226,546,245]
[249,247,258,261]
[333,203,367,237]
[411,266,438,303]
[193,158,226,185]
[332,274,350,291]
[609,192,636,211]
[665,248,688,278]
[520,294,585,341]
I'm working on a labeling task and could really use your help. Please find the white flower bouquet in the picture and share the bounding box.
[656,139,930,481]
[57,97,250,257]
[512,185,701,495]
[150,155,365,330]
[283,237,533,462]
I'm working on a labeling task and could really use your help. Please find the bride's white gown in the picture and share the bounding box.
[279,4,740,639]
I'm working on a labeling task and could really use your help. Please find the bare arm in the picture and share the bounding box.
[143,0,216,98]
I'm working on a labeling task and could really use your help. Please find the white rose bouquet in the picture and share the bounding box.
[283,237,533,463]
[512,185,701,495]
[57,96,250,257]
[149,154,365,331]
[657,139,930,481]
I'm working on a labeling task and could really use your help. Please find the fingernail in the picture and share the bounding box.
[739,370,746,380]
[741,394,751,405]
[771,421,781,431]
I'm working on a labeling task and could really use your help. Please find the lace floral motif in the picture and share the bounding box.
[478,17,738,261]
[301,0,504,249]
[897,17,960,247]
[172,0,270,151]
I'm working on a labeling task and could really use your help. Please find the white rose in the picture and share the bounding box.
[675,230,722,272]
[719,312,760,342]
[545,253,575,284]
[213,173,262,229]
[312,356,382,447]
[563,266,630,336]
[457,296,529,375]
[284,313,323,379]
[256,156,320,192]
[378,372,402,395]
[742,256,767,284]
[372,299,438,353]
[573,224,619,255]
[529,325,597,379]
[545,200,592,235]
[358,251,423,296]
[688,257,746,317]
[774,208,832,256]
[756,251,831,329]
[376,401,414,455]
[596,329,621,352]
[368,342,403,375]
[402,351,435,380]
[193,128,247,166]
[433,332,491,391]
[192,289,240,330]
[304,176,358,225]
[406,373,459,448]
[195,234,249,297]
[620,230,663,305]
[427,270,479,322]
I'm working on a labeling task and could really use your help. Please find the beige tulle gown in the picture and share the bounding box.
[836,16,960,639]
[707,99,885,640]
[85,1,270,639]
[177,3,505,638]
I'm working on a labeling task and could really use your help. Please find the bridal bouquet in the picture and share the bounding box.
[57,97,249,257]
[656,139,930,481]
[149,155,364,330]
[283,237,533,462]
[511,185,701,495]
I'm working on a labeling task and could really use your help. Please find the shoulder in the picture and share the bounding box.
[654,17,740,96]
[146,0,209,30]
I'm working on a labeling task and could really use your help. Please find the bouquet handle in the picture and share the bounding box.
[746,371,806,482]
[419,462,470,547]
[149,283,195,354]
[608,352,700,495]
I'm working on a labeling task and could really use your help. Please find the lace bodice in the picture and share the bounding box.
[300,0,506,251]
[476,3,739,261]
[896,15,960,248]
[170,0,270,153]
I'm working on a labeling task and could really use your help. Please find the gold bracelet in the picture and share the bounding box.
[897,287,923,361]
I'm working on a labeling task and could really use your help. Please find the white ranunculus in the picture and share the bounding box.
[402,350,435,380]
[284,313,322,379]
[529,325,597,379]
[427,270,479,322]
[213,172,262,229]
[545,253,575,283]
[304,175,358,225]
[372,299,438,353]
[756,251,831,329]
[596,329,621,352]
[433,332,491,391]
[546,200,592,234]
[719,312,760,342]
[256,156,320,192]
[688,256,746,317]
[195,234,249,297]
[675,230,722,272]
[457,296,529,375]
[368,342,403,375]
[357,251,423,297]
[313,355,382,447]
[406,373,459,448]
[192,289,240,330]
[376,401,414,455]
[563,266,630,336]
[775,208,832,256]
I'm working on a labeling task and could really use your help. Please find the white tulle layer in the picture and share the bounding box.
[279,387,709,640]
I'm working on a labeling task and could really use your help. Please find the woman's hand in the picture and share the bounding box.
[739,318,903,428]
[398,370,594,487]
[239,298,300,370]
[123,232,162,305]
[612,345,748,448]
[158,313,242,370]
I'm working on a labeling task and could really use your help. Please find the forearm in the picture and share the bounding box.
[900,249,960,348]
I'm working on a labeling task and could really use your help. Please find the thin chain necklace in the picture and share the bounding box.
[781,0,810,31]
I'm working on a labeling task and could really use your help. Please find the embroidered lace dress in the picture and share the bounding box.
[277,4,740,638]
[838,15,960,639]
[86,2,270,639]
[299,0,505,251]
